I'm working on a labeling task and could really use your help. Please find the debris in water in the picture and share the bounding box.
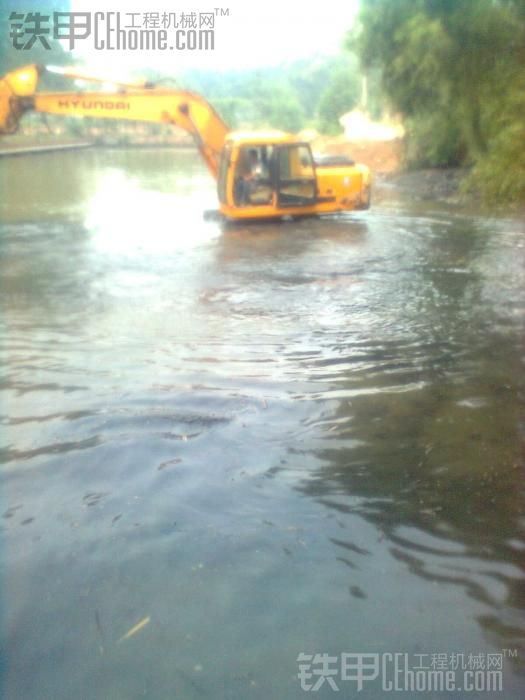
[95,609,106,654]
[349,585,367,599]
[3,505,23,519]
[158,457,182,471]
[83,492,108,507]
[118,615,151,643]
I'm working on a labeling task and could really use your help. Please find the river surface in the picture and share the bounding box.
[1,149,524,699]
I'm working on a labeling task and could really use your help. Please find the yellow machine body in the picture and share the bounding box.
[0,64,371,221]
[218,132,370,221]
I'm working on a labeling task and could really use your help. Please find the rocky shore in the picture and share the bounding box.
[376,168,470,203]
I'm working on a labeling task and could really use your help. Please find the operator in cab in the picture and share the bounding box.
[236,148,270,205]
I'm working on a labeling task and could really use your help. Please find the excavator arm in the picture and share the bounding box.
[0,64,229,178]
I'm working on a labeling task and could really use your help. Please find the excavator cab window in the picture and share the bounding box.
[276,144,316,207]
[233,145,274,206]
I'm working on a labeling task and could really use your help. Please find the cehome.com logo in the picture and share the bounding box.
[9,11,224,51]
[297,652,506,693]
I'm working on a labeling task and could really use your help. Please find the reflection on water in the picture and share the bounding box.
[0,149,524,699]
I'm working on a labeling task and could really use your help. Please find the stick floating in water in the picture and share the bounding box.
[118,615,151,643]
[94,609,105,654]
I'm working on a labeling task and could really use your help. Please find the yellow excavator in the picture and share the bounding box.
[0,63,371,222]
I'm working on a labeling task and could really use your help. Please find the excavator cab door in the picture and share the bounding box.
[276,144,317,207]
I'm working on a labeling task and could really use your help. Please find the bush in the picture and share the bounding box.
[404,111,465,168]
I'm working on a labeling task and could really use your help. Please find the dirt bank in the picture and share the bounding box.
[313,137,403,174]
[315,137,471,203]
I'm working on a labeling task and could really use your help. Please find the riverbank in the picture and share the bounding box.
[376,167,471,203]
[0,131,193,151]
[314,136,402,174]
[314,137,473,205]
[0,141,94,157]
[0,133,474,206]
[0,134,198,154]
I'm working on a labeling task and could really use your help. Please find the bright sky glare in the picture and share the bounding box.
[70,0,360,75]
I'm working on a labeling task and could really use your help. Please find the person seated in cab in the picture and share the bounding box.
[246,148,267,179]
[235,148,270,205]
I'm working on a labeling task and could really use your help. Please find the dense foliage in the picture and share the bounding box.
[353,0,525,203]
[181,54,361,134]
[1,3,364,137]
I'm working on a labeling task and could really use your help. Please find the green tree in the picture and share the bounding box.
[212,97,250,129]
[353,0,525,201]
[317,68,360,135]
[181,55,365,134]
[183,68,307,132]
[250,80,305,132]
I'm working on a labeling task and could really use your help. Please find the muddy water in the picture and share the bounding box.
[1,149,524,698]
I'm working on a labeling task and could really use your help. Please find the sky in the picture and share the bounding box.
[69,0,360,74]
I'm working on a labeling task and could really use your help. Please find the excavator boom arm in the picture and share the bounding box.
[0,64,229,178]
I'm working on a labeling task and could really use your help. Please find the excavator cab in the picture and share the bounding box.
[217,132,370,221]
[228,141,316,208]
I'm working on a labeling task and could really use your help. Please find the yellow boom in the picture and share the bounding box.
[0,64,228,178]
